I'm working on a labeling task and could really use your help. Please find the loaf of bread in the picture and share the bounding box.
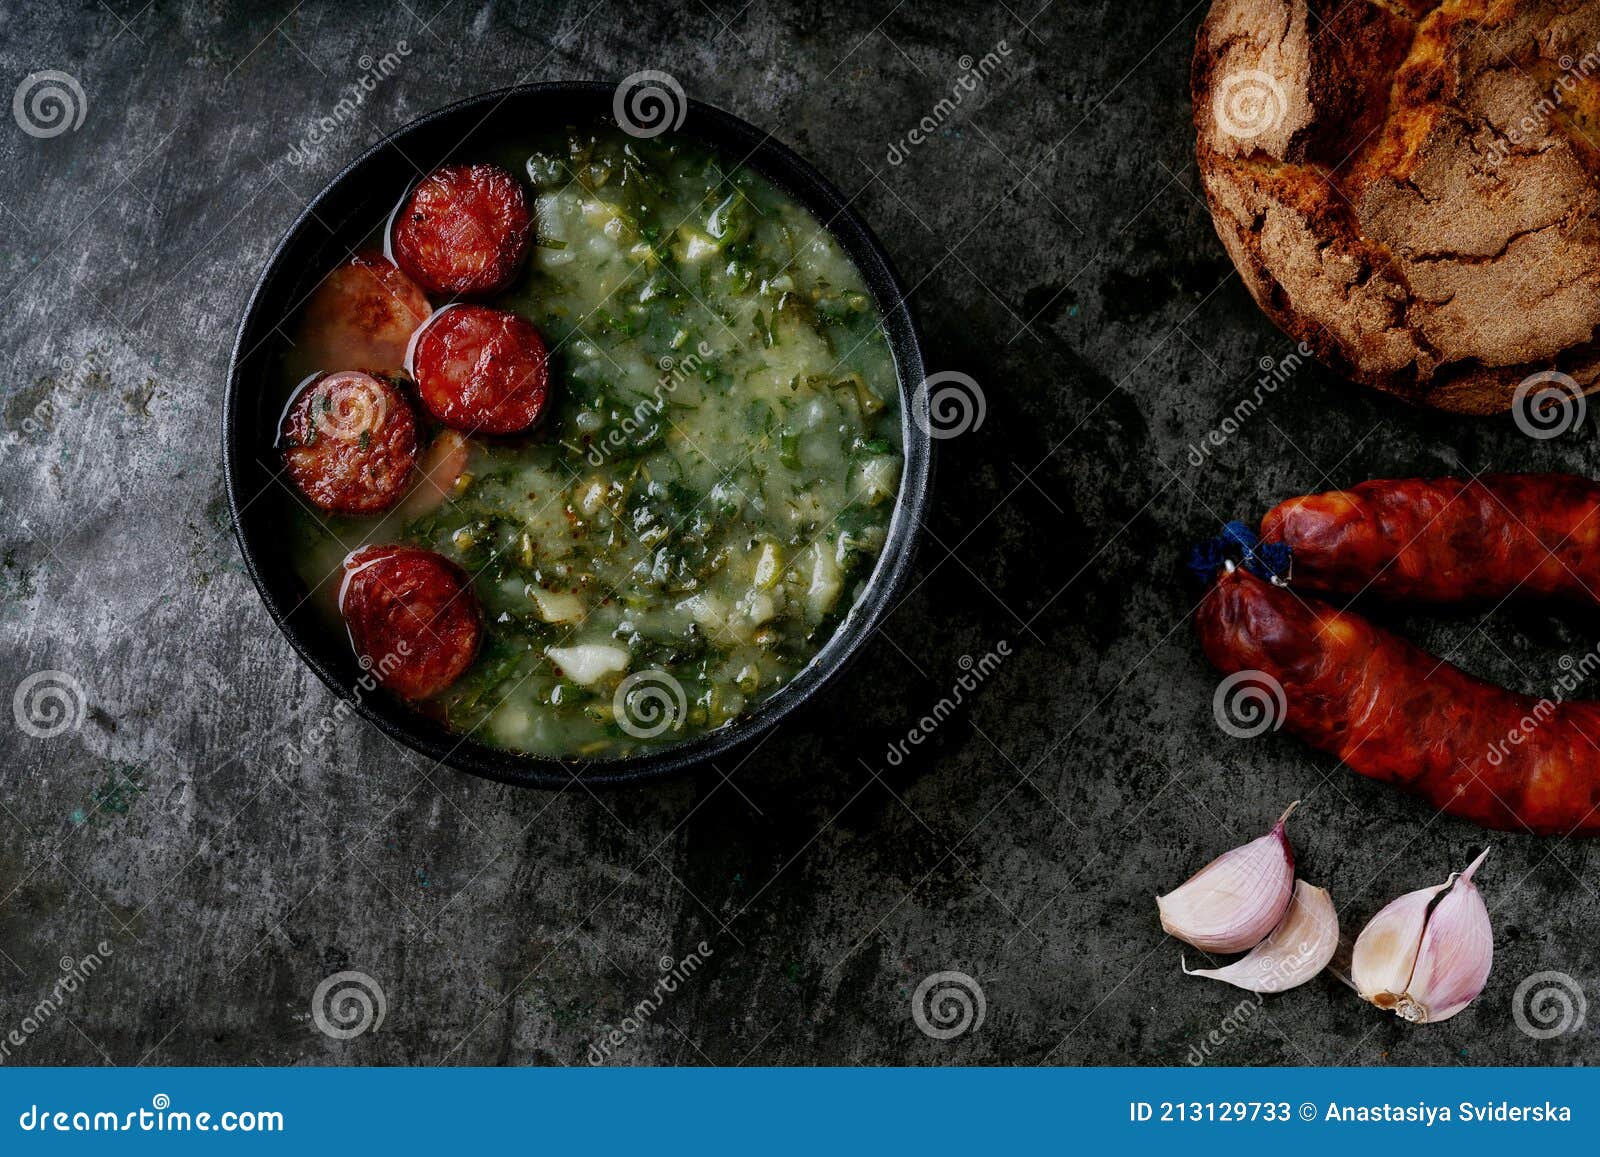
[1194,0,1600,413]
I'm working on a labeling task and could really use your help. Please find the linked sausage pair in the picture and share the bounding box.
[1195,475,1600,836]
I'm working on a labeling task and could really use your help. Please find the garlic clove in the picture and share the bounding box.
[1398,848,1493,1023]
[1157,802,1297,954]
[1351,848,1493,1024]
[1350,882,1446,1006]
[1182,880,1338,993]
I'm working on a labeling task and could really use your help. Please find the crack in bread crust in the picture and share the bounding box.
[1194,0,1600,412]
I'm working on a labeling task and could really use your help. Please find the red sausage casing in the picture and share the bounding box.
[280,371,419,515]
[1262,474,1600,604]
[338,545,482,701]
[1196,566,1600,836]
[391,164,532,298]
[409,304,550,435]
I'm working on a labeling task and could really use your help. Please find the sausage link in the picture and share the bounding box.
[1260,474,1600,603]
[1196,566,1600,836]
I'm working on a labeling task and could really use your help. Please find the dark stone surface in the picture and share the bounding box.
[1,0,1595,1066]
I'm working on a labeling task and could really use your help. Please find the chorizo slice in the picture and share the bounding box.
[280,371,418,515]
[338,545,482,700]
[1196,565,1600,836]
[1261,474,1600,604]
[295,250,431,376]
[409,304,550,435]
[391,163,532,298]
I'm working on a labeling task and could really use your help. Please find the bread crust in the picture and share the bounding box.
[1194,0,1600,413]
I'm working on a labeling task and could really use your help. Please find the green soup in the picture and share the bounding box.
[285,122,903,758]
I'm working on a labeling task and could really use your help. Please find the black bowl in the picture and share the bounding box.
[224,81,933,788]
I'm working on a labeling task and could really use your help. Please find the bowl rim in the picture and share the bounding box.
[224,80,934,788]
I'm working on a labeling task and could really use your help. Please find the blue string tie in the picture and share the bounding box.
[1187,519,1292,585]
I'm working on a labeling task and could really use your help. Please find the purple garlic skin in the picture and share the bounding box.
[1157,803,1297,954]
[1352,849,1492,1024]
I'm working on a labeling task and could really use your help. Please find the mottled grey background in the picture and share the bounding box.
[0,0,1595,1067]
